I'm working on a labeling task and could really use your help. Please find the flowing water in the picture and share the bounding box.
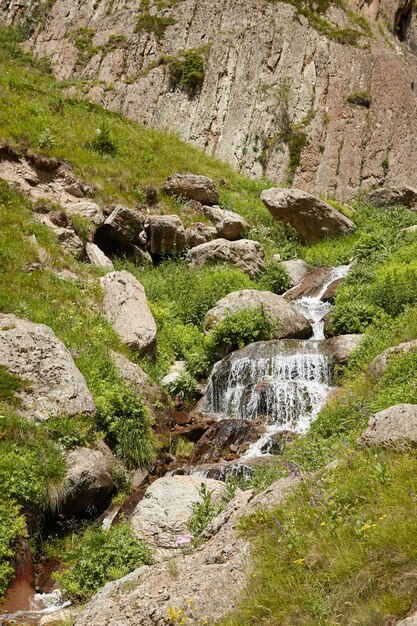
[205,265,351,459]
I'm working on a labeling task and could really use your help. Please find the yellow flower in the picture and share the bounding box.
[360,523,371,531]
[320,522,326,527]
[379,515,387,520]
[293,558,305,565]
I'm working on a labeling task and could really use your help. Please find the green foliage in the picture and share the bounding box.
[186,482,236,538]
[69,28,99,67]
[257,261,291,294]
[56,523,152,603]
[165,371,199,407]
[346,92,372,108]
[208,306,279,353]
[0,500,26,602]
[135,13,176,40]
[0,365,30,408]
[89,122,118,156]
[168,50,205,97]
[42,415,97,450]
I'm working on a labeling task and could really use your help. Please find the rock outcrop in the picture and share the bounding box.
[110,351,163,412]
[36,213,85,259]
[0,314,95,421]
[368,339,417,377]
[204,289,312,339]
[203,205,248,241]
[5,1,417,199]
[186,239,265,278]
[279,259,309,287]
[148,214,186,256]
[363,185,417,210]
[360,404,417,448]
[100,271,156,356]
[163,174,219,205]
[261,188,356,243]
[185,222,217,247]
[99,205,146,246]
[85,242,114,270]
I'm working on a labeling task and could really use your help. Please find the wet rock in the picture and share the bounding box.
[363,185,417,210]
[0,313,95,421]
[191,419,259,464]
[203,205,248,240]
[204,289,312,340]
[186,238,265,278]
[100,271,157,357]
[279,259,308,287]
[131,475,227,560]
[368,339,417,378]
[359,404,417,449]
[148,214,186,256]
[323,311,337,338]
[59,442,115,518]
[324,334,364,365]
[0,537,34,613]
[100,205,146,246]
[260,430,296,455]
[261,188,356,244]
[285,266,333,300]
[163,174,219,205]
[85,242,114,270]
[185,222,217,247]
[321,277,344,303]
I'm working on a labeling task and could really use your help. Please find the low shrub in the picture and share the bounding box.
[208,306,279,354]
[257,261,291,294]
[168,50,205,97]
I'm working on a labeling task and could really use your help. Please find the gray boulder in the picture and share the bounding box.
[280,259,308,287]
[100,271,157,356]
[369,340,417,378]
[163,174,219,205]
[204,289,312,339]
[131,475,226,560]
[185,222,217,247]
[59,442,115,517]
[65,200,104,225]
[148,214,186,256]
[360,404,417,449]
[203,205,248,241]
[324,334,364,365]
[261,188,356,244]
[0,314,95,421]
[186,238,265,278]
[364,185,417,210]
[111,351,163,411]
[85,242,114,270]
[101,205,146,246]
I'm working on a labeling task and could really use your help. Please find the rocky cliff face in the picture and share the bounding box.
[1,0,417,199]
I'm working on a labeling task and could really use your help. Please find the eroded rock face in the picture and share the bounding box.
[360,404,417,448]
[148,214,186,256]
[368,339,417,378]
[186,239,265,278]
[204,289,312,339]
[203,205,248,241]
[6,1,417,199]
[85,242,114,270]
[261,188,356,244]
[0,314,96,421]
[100,271,156,356]
[163,174,219,205]
[185,222,217,247]
[280,259,309,288]
[130,475,226,560]
[363,185,417,210]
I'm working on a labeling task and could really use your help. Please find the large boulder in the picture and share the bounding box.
[163,174,219,205]
[110,351,163,410]
[131,475,226,560]
[204,289,312,339]
[100,205,146,246]
[363,185,417,210]
[85,242,114,270]
[74,477,297,626]
[324,334,364,365]
[279,259,308,287]
[148,214,186,256]
[203,205,248,241]
[359,404,417,449]
[185,222,217,248]
[261,188,356,244]
[191,419,259,464]
[0,314,95,421]
[368,339,417,378]
[285,266,333,300]
[100,271,156,356]
[65,200,104,225]
[186,239,265,278]
[59,442,115,518]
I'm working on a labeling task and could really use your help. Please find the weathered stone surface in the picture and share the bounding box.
[285,267,333,300]
[65,200,104,225]
[261,188,356,244]
[101,205,146,246]
[161,360,187,388]
[148,214,186,256]
[205,289,312,339]
[395,613,417,626]
[0,314,95,421]
[110,351,163,410]
[85,242,114,270]
[203,205,248,241]
[74,477,297,626]
[324,334,364,365]
[100,271,156,356]
[191,419,259,464]
[131,475,226,559]
[280,259,309,287]
[59,442,115,517]
[185,222,217,247]
[36,213,85,258]
[363,185,417,210]
[163,174,219,205]
[369,340,417,378]
[321,277,344,303]
[360,404,417,449]
[186,238,265,278]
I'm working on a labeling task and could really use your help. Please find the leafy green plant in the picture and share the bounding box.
[0,500,26,601]
[166,371,199,407]
[208,306,279,354]
[168,50,205,97]
[89,122,118,156]
[135,13,176,40]
[56,523,152,603]
[186,484,221,538]
[0,366,30,408]
[257,262,291,294]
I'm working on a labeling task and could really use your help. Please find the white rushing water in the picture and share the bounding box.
[205,265,351,460]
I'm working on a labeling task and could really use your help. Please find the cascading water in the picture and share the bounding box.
[205,265,351,459]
